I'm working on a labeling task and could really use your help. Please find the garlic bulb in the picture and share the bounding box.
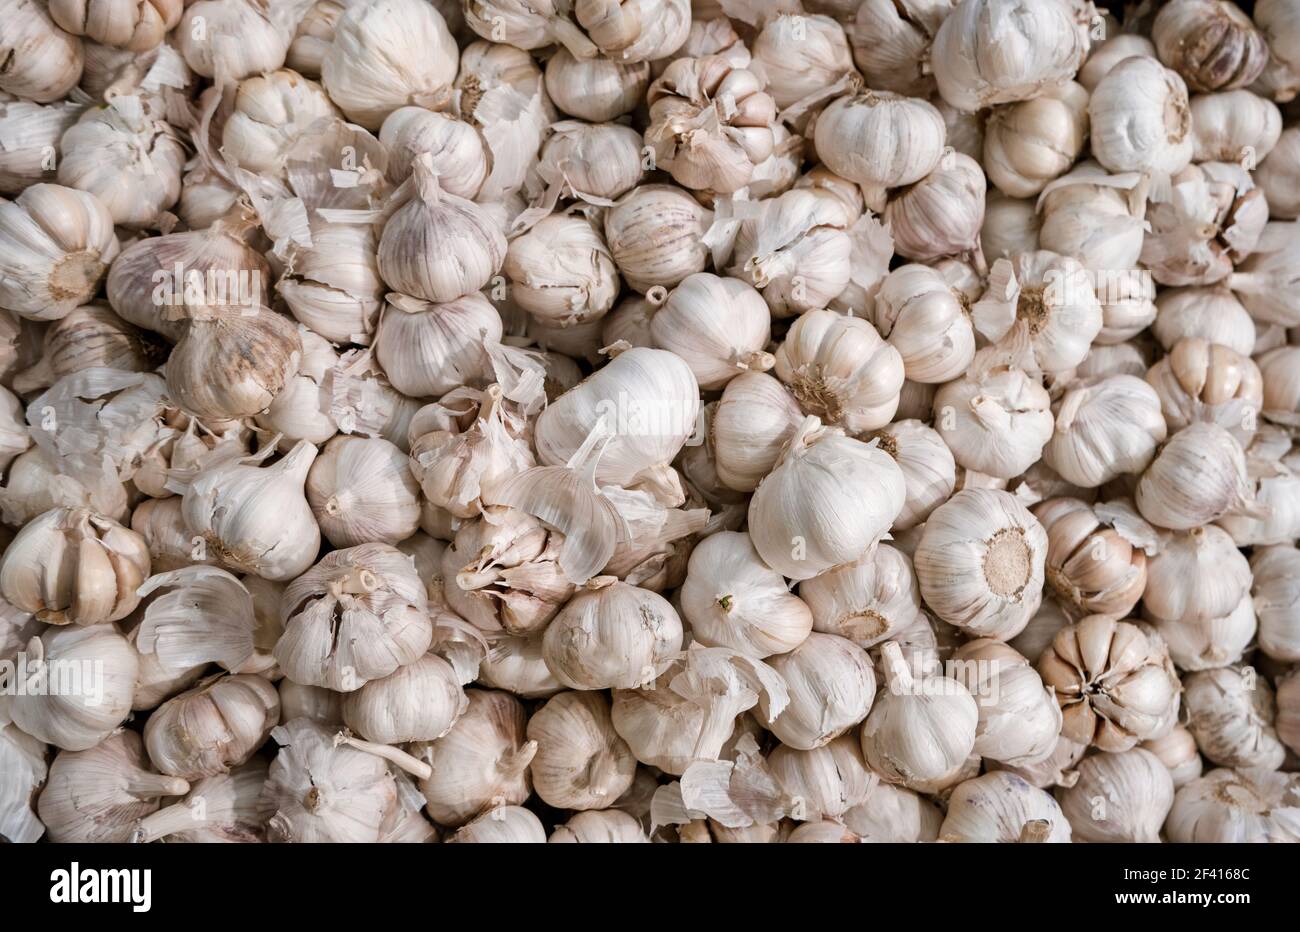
[287,0,343,77]
[413,688,536,826]
[527,690,636,810]
[255,328,339,447]
[478,636,561,699]
[7,623,136,750]
[276,543,432,691]
[748,417,904,581]
[342,653,467,745]
[840,779,943,842]
[1043,376,1167,488]
[763,632,874,751]
[940,771,1071,843]
[1166,768,1300,843]
[1255,127,1300,218]
[130,760,273,843]
[975,253,1102,375]
[884,151,986,261]
[1153,0,1269,92]
[1,1,83,102]
[1,447,128,529]
[0,506,150,625]
[848,0,951,97]
[1141,724,1204,788]
[1146,338,1262,445]
[144,673,279,779]
[222,70,339,176]
[305,435,420,548]
[13,303,157,395]
[649,273,772,391]
[278,220,384,346]
[1144,523,1251,626]
[174,0,301,80]
[0,98,81,196]
[749,13,855,114]
[950,639,1061,766]
[680,531,813,658]
[502,214,618,327]
[646,54,775,195]
[550,808,648,843]
[376,293,500,398]
[813,91,945,189]
[711,372,802,493]
[869,264,976,384]
[984,82,1089,198]
[183,442,321,581]
[0,184,118,322]
[0,722,47,843]
[1252,545,1300,662]
[1079,33,1156,92]
[801,544,921,648]
[1182,665,1286,770]
[1191,89,1282,164]
[914,489,1047,640]
[861,642,978,789]
[1058,748,1174,843]
[534,121,646,203]
[1036,497,1152,619]
[166,310,303,422]
[1038,614,1180,751]
[1037,161,1148,275]
[604,184,712,293]
[1135,422,1255,530]
[933,353,1054,480]
[379,108,485,198]
[1149,592,1256,674]
[1089,56,1193,175]
[931,0,1088,112]
[981,192,1041,262]
[449,805,546,843]
[866,421,955,530]
[545,49,650,122]
[993,732,1086,789]
[38,731,190,843]
[542,578,683,690]
[767,734,872,822]
[49,0,180,51]
[378,159,506,304]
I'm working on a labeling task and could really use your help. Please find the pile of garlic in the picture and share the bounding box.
[2,0,1300,847]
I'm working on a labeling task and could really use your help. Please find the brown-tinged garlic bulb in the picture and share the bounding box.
[528,690,636,810]
[0,722,47,843]
[1152,285,1256,357]
[1255,126,1300,218]
[814,91,945,189]
[542,578,683,690]
[869,421,956,531]
[183,442,321,582]
[1043,376,1167,488]
[1089,56,1193,175]
[931,0,1088,113]
[933,353,1053,480]
[763,632,875,751]
[711,371,802,493]
[379,107,486,198]
[305,435,420,548]
[12,304,156,395]
[276,543,433,691]
[1182,665,1286,770]
[646,54,775,195]
[1153,0,1269,92]
[1034,498,1152,620]
[800,544,921,649]
[1279,670,1300,756]
[0,0,84,103]
[413,688,537,826]
[7,623,136,750]
[649,273,772,391]
[1146,338,1262,446]
[503,214,619,327]
[1166,768,1300,843]
[0,506,149,625]
[144,673,279,779]
[884,151,986,261]
[448,805,547,843]
[950,639,1061,766]
[1135,422,1256,530]
[983,82,1089,198]
[1190,89,1283,163]
[869,264,975,384]
[166,310,303,422]
[604,183,712,293]
[680,531,813,658]
[1141,724,1204,788]
[848,0,951,97]
[1058,748,1174,843]
[130,760,273,843]
[550,808,648,843]
[861,642,978,789]
[341,653,467,745]
[940,771,1071,843]
[0,184,118,322]
[773,309,903,433]
[1253,545,1300,663]
[1038,614,1181,752]
[767,734,872,822]
[545,48,649,122]
[38,731,189,843]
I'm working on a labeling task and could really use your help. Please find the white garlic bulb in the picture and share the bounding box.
[1146,338,1262,446]
[144,673,279,779]
[800,544,921,649]
[1043,376,1167,488]
[1166,768,1300,843]
[1252,545,1300,662]
[1182,666,1286,771]
[527,690,636,810]
[463,0,690,63]
[914,489,1047,640]
[604,184,712,293]
[884,151,986,261]
[279,220,385,346]
[870,421,956,530]
[255,328,339,447]
[1089,56,1193,175]
[544,48,649,122]
[763,632,875,751]
[1152,285,1256,357]
[305,435,420,548]
[1037,160,1148,275]
[1143,523,1251,625]
[941,771,1073,842]
[448,805,546,843]
[649,273,772,390]
[840,778,943,842]
[1058,748,1174,843]
[342,653,467,745]
[1141,724,1204,788]
[767,734,872,822]
[933,353,1054,480]
[951,639,1061,766]
[502,214,618,327]
[549,808,648,843]
[847,0,950,97]
[869,264,976,384]
[1135,422,1256,531]
[1035,498,1153,619]
[534,120,646,203]
[222,69,339,178]
[2,1,83,100]
[0,97,81,196]
[984,82,1089,198]
[1255,126,1300,218]
[814,91,945,189]
[711,371,802,494]
[379,107,486,197]
[1229,222,1300,328]
[1191,89,1282,163]
[982,192,1041,262]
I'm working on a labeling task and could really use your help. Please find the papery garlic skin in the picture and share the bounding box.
[0,98,82,196]
[1166,768,1300,843]
[534,120,646,203]
[1089,56,1193,175]
[1228,222,1300,328]
[1182,665,1286,771]
[223,69,340,176]
[848,0,952,97]
[0,722,47,843]
[1058,748,1174,843]
[1135,422,1255,531]
[1044,376,1167,488]
[342,653,467,745]
[767,734,873,822]
[527,690,636,811]
[144,674,279,779]
[814,91,945,189]
[1279,671,1300,757]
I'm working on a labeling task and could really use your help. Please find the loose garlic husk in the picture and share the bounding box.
[305,436,420,548]
[1089,56,1193,175]
[1146,338,1262,446]
[143,673,279,779]
[1135,422,1256,530]
[710,372,802,494]
[680,530,812,658]
[1166,768,1300,843]
[931,0,1088,113]
[0,506,150,625]
[933,358,1053,482]
[1058,748,1174,843]
[550,808,648,843]
[983,82,1089,198]
[341,653,467,745]
[884,151,986,261]
[412,688,536,826]
[814,91,945,189]
[183,442,321,582]
[1152,285,1256,358]
[1252,545,1300,662]
[38,731,190,843]
[914,489,1047,640]
[6,624,137,750]
[1183,665,1285,770]
[449,805,546,843]
[801,544,921,648]
[649,273,772,391]
[502,214,619,327]
[545,48,649,122]
[1034,498,1153,619]
[861,641,978,789]
[0,722,47,843]
[0,184,118,322]
[528,690,635,810]
[379,107,486,198]
[378,158,506,304]
[951,639,1062,766]
[534,121,646,204]
[1153,0,1269,92]
[748,417,904,581]
[1255,127,1300,218]
[869,264,975,384]
[645,54,776,196]
[1141,724,1204,788]
[276,543,432,691]
[542,578,683,690]
[1038,614,1181,752]
[869,421,956,530]
[1043,376,1167,488]
[222,69,339,176]
[1191,90,1282,163]
[604,184,712,293]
